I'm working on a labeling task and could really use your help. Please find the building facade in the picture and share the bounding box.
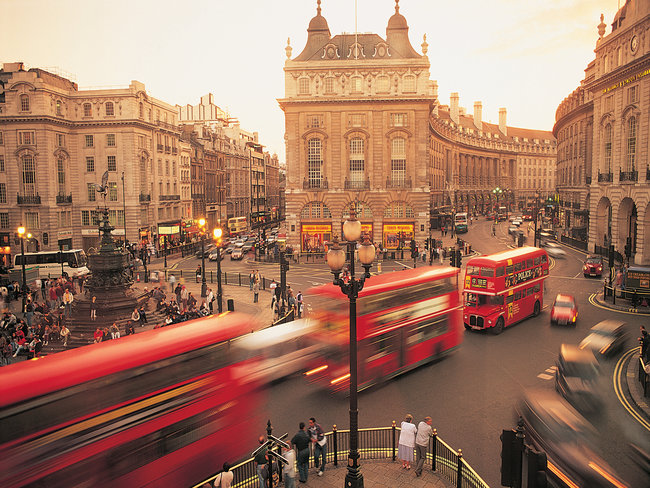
[556,0,650,263]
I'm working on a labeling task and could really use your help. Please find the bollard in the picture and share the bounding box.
[332,425,338,466]
[613,287,616,305]
[210,271,213,283]
[431,429,437,471]
[456,449,463,488]
[224,271,227,285]
[391,420,397,461]
[227,299,234,311]
[238,273,241,286]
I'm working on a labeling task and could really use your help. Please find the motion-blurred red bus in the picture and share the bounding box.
[463,246,549,334]
[0,313,264,488]
[305,266,462,392]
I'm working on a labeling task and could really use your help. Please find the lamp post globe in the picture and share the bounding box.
[213,227,223,313]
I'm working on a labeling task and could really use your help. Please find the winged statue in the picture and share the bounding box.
[94,170,109,197]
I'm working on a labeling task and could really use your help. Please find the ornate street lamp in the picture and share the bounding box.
[17,225,27,314]
[213,227,223,313]
[326,213,375,488]
[199,218,207,297]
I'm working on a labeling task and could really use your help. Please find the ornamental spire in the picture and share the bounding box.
[317,0,321,15]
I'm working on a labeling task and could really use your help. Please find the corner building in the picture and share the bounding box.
[280,2,435,252]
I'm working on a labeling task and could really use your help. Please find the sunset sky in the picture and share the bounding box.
[3,0,621,160]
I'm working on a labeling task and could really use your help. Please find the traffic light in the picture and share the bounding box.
[456,249,462,268]
[450,251,456,267]
[500,429,517,487]
[424,239,429,251]
[609,244,615,269]
[527,448,547,488]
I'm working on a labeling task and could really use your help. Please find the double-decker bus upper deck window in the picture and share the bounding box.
[466,266,480,276]
[407,315,447,345]
[365,332,396,362]
[533,257,541,266]
[495,266,505,277]
[359,280,454,317]
[506,265,514,275]
[514,262,523,272]
[541,255,547,264]
[526,259,533,269]
[506,295,514,304]
[480,267,494,277]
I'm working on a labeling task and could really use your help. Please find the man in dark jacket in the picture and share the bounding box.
[291,422,311,483]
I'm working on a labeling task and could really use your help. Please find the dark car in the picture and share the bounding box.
[579,320,627,358]
[516,390,626,488]
[555,344,601,413]
[550,294,578,326]
[583,254,604,278]
[195,244,216,258]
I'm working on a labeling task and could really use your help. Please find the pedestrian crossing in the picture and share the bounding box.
[537,365,557,380]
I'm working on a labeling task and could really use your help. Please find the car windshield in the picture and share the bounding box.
[564,360,598,379]
[555,300,574,309]
[586,257,601,264]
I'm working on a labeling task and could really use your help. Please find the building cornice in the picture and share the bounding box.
[278,96,435,108]
[552,100,594,136]
[585,53,650,92]
[0,115,172,133]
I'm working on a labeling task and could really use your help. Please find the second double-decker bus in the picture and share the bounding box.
[0,313,265,488]
[454,212,469,233]
[304,266,462,392]
[463,246,549,334]
[227,216,248,236]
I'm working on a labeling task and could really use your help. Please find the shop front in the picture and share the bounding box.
[383,223,414,250]
[158,222,181,249]
[301,223,332,253]
[139,227,151,246]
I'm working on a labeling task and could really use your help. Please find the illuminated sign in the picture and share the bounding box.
[301,224,332,233]
[505,266,543,288]
[383,224,414,233]
[602,68,650,94]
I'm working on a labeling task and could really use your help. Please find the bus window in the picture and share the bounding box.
[514,291,521,301]
[366,332,395,362]
[407,316,447,345]
[506,295,514,304]
[465,293,478,307]
[526,259,533,269]
[514,262,523,272]
[527,287,534,296]
[466,266,480,276]
[478,295,503,306]
[533,284,540,293]
[495,267,505,277]
[534,257,541,266]
[541,255,547,264]
[506,265,514,275]
[480,267,494,277]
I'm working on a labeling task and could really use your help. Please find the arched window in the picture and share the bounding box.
[390,137,406,187]
[350,76,363,93]
[83,103,92,117]
[627,117,637,171]
[20,94,30,112]
[105,101,114,116]
[307,138,323,188]
[21,155,36,196]
[298,78,310,95]
[139,102,144,118]
[376,75,390,93]
[403,75,416,92]
[349,137,364,186]
[57,158,66,194]
[55,100,62,116]
[604,124,612,173]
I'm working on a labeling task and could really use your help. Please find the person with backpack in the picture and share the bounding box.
[308,417,326,477]
[213,462,233,488]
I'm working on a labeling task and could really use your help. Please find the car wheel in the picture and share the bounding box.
[584,274,588,278]
[491,317,504,335]
[533,301,540,317]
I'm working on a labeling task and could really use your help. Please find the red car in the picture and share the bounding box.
[550,294,578,326]
[583,254,603,277]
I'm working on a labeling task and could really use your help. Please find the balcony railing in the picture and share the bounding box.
[160,194,180,201]
[139,193,151,202]
[191,193,205,200]
[572,202,580,209]
[598,172,613,182]
[620,170,638,182]
[17,194,41,205]
[165,146,171,154]
[172,147,178,155]
[157,144,163,152]
[386,176,412,189]
[156,120,179,132]
[303,178,328,190]
[344,178,370,190]
[56,193,72,204]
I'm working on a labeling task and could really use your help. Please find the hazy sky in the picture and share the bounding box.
[3,0,620,160]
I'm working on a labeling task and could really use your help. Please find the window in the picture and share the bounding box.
[139,102,144,118]
[107,134,116,147]
[348,113,366,127]
[376,75,390,93]
[627,85,639,104]
[83,103,92,117]
[300,201,332,219]
[107,155,117,172]
[18,131,35,145]
[55,100,62,116]
[85,135,94,147]
[351,76,363,93]
[58,211,71,227]
[307,114,323,128]
[298,78,310,95]
[627,117,637,170]
[138,135,145,148]
[391,113,407,127]
[324,77,335,94]
[86,156,95,172]
[403,75,416,92]
[21,155,36,196]
[87,183,96,201]
[0,131,3,145]
[158,159,162,174]
[165,160,169,176]
[0,213,8,229]
[25,212,39,229]
[105,101,114,116]
[20,94,30,111]
[349,137,364,183]
[108,182,118,201]
[55,133,65,147]
[604,124,612,172]
[391,137,406,185]
[108,210,124,226]
[0,183,6,203]
[307,138,323,187]
[81,210,90,226]
[57,158,65,193]
[0,156,4,172]
[383,201,414,218]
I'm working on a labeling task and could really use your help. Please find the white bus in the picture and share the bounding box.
[228,216,248,236]
[454,212,468,233]
[13,249,90,278]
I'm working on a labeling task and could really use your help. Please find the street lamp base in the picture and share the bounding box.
[344,467,364,488]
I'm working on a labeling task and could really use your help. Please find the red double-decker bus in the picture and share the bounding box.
[305,266,462,392]
[0,313,265,488]
[463,246,549,334]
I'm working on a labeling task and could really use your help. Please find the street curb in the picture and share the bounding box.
[594,292,650,314]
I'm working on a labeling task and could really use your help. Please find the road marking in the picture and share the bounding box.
[613,347,650,431]
[394,261,412,269]
[573,272,583,279]
[537,373,554,380]
[308,281,324,286]
[588,293,647,316]
[545,366,557,373]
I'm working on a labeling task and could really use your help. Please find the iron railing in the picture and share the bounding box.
[620,170,638,182]
[344,178,370,190]
[303,178,328,190]
[160,194,180,201]
[17,194,41,205]
[55,193,72,204]
[597,172,613,182]
[386,176,412,189]
[194,424,489,488]
[139,193,151,202]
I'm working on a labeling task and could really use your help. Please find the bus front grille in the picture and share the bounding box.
[469,315,484,327]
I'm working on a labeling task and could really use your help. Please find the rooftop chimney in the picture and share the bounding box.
[450,92,459,124]
[474,102,483,131]
[499,108,507,136]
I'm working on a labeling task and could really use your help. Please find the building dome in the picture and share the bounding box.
[387,0,408,30]
[308,0,330,33]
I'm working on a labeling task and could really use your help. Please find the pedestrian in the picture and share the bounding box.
[131,307,141,327]
[90,296,98,321]
[308,417,326,476]
[110,322,120,340]
[640,326,650,362]
[270,280,278,309]
[24,299,34,327]
[414,416,433,477]
[175,282,182,305]
[181,285,189,312]
[296,291,303,318]
[125,322,135,336]
[398,413,417,470]
[207,288,214,314]
[94,327,103,343]
[253,280,260,303]
[213,462,234,488]
[138,304,148,325]
[62,289,74,318]
[282,443,296,488]
[188,292,197,311]
[254,436,268,488]
[249,271,255,291]
[291,422,310,483]
[195,265,202,283]
[169,274,176,292]
[60,324,71,348]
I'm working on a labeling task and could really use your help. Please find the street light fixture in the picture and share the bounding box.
[199,218,207,297]
[326,213,375,488]
[17,225,27,314]
[213,227,223,313]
